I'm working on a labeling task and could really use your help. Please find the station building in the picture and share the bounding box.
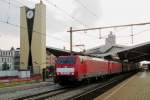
[0,47,15,70]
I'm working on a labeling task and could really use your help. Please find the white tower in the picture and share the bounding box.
[105,31,116,46]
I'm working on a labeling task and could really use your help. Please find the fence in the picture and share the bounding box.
[0,70,30,78]
[0,71,18,77]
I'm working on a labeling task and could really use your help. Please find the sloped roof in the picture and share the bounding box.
[117,41,150,62]
[98,41,150,63]
[85,44,127,55]
[46,46,72,57]
[46,46,87,57]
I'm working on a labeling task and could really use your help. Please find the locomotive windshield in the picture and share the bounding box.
[56,56,76,64]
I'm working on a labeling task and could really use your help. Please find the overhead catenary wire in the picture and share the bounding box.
[2,0,71,28]
[15,0,26,6]
[1,0,87,32]
[67,22,150,46]
[44,0,87,27]
[0,0,19,8]
[1,0,150,49]
[0,0,71,42]
[133,27,150,36]
[6,0,11,23]
[68,22,150,32]
[0,19,69,44]
[74,0,97,17]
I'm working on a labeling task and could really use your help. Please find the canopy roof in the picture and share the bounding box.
[117,42,150,63]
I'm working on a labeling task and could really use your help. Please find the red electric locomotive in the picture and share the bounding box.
[55,55,123,84]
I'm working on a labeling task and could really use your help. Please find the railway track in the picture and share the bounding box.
[18,84,86,100]
[49,72,137,100]
[0,81,54,95]
[14,72,137,100]
[14,84,66,100]
[67,72,137,100]
[16,87,67,100]
[0,83,59,100]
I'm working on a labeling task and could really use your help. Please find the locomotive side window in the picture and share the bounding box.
[56,57,76,64]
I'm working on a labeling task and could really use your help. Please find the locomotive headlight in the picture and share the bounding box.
[71,72,74,75]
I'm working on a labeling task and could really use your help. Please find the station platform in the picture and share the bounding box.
[95,71,150,100]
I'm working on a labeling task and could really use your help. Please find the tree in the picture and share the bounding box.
[2,62,9,70]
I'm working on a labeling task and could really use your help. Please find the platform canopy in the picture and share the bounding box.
[46,47,71,57]
[103,41,150,63]
[118,42,150,63]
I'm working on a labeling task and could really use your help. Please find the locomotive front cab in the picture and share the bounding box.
[55,56,77,83]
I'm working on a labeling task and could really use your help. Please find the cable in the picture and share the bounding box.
[74,0,97,17]
[1,1,150,49]
[0,0,71,49]
[0,0,18,8]
[134,27,150,36]
[68,22,150,32]
[45,7,71,28]
[6,0,11,23]
[44,0,87,27]
[0,19,69,44]
[15,0,25,6]
[1,0,71,31]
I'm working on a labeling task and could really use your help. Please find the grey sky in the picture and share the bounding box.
[0,0,150,51]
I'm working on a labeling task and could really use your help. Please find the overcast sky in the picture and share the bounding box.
[0,0,150,51]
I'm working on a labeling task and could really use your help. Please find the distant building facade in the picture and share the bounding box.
[0,47,15,70]
[14,48,20,70]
